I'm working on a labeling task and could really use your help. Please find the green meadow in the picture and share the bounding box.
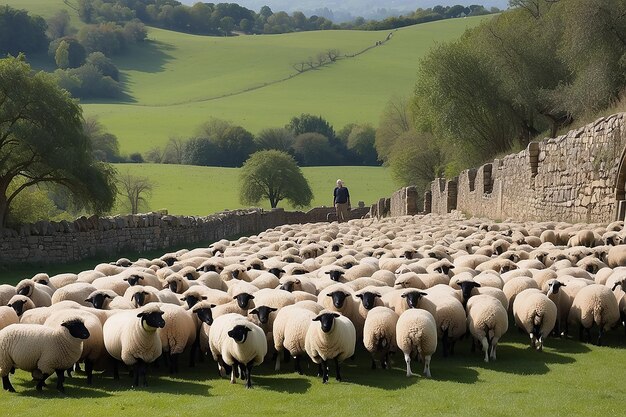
[5,0,490,154]
[0,331,624,417]
[111,164,397,215]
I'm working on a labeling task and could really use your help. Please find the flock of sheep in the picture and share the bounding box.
[1,212,626,393]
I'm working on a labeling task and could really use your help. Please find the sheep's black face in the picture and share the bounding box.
[292,268,307,275]
[231,269,242,280]
[331,244,341,252]
[327,291,349,309]
[343,262,355,269]
[86,293,111,309]
[185,273,196,281]
[458,281,481,303]
[404,251,414,260]
[138,311,166,329]
[62,320,90,340]
[548,281,566,295]
[164,257,176,267]
[280,281,295,292]
[401,291,426,309]
[268,268,285,278]
[182,294,204,309]
[131,291,148,307]
[356,292,380,310]
[228,325,251,343]
[435,264,453,275]
[250,306,277,324]
[234,293,255,309]
[169,281,179,293]
[327,270,345,282]
[250,263,262,270]
[126,275,143,286]
[16,285,31,297]
[313,312,339,333]
[194,306,215,325]
[205,265,218,272]
[8,300,26,316]
[38,280,49,286]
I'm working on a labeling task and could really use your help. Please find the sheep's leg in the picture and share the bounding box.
[74,362,82,373]
[140,361,148,387]
[529,332,536,349]
[334,357,342,382]
[55,369,66,393]
[230,367,237,384]
[370,358,376,370]
[404,352,415,377]
[578,324,584,342]
[585,327,592,344]
[294,356,303,375]
[85,359,94,385]
[480,337,489,362]
[316,363,323,377]
[450,340,456,356]
[442,329,449,358]
[321,360,329,383]
[66,366,72,378]
[536,335,543,352]
[245,363,254,389]
[133,362,140,388]
[597,327,604,347]
[112,360,120,380]
[490,337,499,361]
[36,373,50,391]
[274,350,281,371]
[423,355,432,378]
[2,375,15,392]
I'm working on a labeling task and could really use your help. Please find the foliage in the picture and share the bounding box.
[346,124,378,166]
[181,137,219,166]
[388,131,446,190]
[288,114,336,141]
[292,133,339,166]
[195,119,256,167]
[5,179,60,226]
[46,9,74,40]
[0,5,47,56]
[375,96,413,164]
[254,128,295,153]
[83,116,121,162]
[117,170,153,214]
[56,63,123,99]
[0,55,117,227]
[239,150,312,208]
[49,37,87,69]
[77,20,146,55]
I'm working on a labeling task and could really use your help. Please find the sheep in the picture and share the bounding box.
[0,285,16,306]
[31,274,57,294]
[370,270,396,287]
[51,282,97,307]
[15,279,52,307]
[91,274,131,296]
[279,275,317,294]
[272,305,318,373]
[305,311,356,383]
[7,295,36,317]
[426,294,467,357]
[44,309,105,384]
[86,289,135,310]
[123,272,163,290]
[0,306,19,330]
[395,308,437,377]
[513,289,557,351]
[196,271,228,291]
[608,245,626,268]
[180,287,231,309]
[49,273,80,288]
[568,284,620,345]
[466,294,508,362]
[0,314,89,392]
[155,303,197,373]
[103,304,166,387]
[362,306,398,370]
[250,272,280,290]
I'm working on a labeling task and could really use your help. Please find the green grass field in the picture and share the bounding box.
[0,330,624,417]
[111,164,397,215]
[5,1,490,154]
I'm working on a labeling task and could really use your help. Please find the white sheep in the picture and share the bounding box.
[568,284,619,345]
[154,303,196,374]
[15,279,52,307]
[273,303,321,373]
[0,314,90,392]
[103,304,165,386]
[86,289,135,310]
[513,289,557,351]
[395,308,437,377]
[503,276,539,313]
[0,285,16,306]
[362,306,398,369]
[305,311,356,383]
[466,294,508,362]
[7,294,36,317]
[51,282,97,307]
[0,306,19,330]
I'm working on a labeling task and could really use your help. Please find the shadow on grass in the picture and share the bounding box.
[253,375,311,393]
[116,40,175,74]
[11,378,113,398]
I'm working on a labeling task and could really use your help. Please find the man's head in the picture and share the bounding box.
[336,179,343,187]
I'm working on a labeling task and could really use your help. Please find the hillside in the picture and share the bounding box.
[4,0,489,154]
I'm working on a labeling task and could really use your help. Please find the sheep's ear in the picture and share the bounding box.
[312,315,321,321]
[250,309,258,315]
[355,293,363,299]
[400,293,407,298]
[249,294,255,299]
[85,298,93,303]
[210,304,216,308]
[269,307,278,312]
[326,293,333,297]
[202,296,207,300]
[137,312,144,318]
[324,271,330,275]
[180,297,186,301]
[419,291,428,296]
[374,293,381,298]
[332,313,340,318]
[294,279,301,284]
[474,282,481,288]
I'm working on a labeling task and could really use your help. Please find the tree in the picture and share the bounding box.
[0,56,117,227]
[388,131,446,189]
[118,171,153,214]
[0,6,48,56]
[288,114,336,140]
[239,150,313,209]
[254,128,294,152]
[83,116,121,162]
[55,40,71,69]
[292,133,338,166]
[375,96,412,163]
[220,16,235,35]
[46,10,74,40]
[347,124,379,165]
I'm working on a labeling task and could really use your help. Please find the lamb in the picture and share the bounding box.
[395,308,437,377]
[273,303,321,373]
[51,282,98,307]
[568,284,619,345]
[305,311,356,383]
[0,314,89,392]
[103,304,166,387]
[362,306,398,369]
[466,294,508,362]
[15,279,52,307]
[513,289,557,351]
[44,309,105,384]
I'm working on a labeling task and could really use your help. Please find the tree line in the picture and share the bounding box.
[375,0,626,207]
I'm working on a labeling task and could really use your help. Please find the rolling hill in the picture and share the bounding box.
[5,0,490,154]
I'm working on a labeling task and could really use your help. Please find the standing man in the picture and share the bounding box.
[333,179,351,223]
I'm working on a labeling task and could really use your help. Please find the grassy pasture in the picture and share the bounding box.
[111,164,397,216]
[0,330,624,417]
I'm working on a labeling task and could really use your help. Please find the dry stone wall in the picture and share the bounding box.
[0,206,369,266]
[427,113,626,223]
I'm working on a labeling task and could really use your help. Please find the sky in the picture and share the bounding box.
[178,1,510,21]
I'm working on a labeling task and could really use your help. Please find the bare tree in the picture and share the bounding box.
[163,137,186,164]
[292,62,307,73]
[326,49,340,62]
[305,57,316,69]
[118,171,154,214]
[316,52,328,67]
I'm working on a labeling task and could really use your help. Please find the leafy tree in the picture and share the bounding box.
[375,96,412,163]
[50,37,86,69]
[0,6,48,56]
[196,119,256,167]
[347,124,378,165]
[86,52,119,81]
[254,128,294,152]
[288,113,336,140]
[0,56,117,227]
[55,41,71,69]
[220,16,235,35]
[46,10,74,40]
[117,171,153,214]
[83,116,121,162]
[388,131,445,189]
[163,137,186,164]
[181,137,218,166]
[65,63,123,98]
[292,133,337,166]
[239,150,312,208]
